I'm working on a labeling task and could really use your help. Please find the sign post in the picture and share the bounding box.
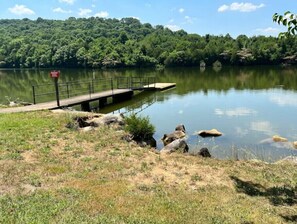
[50,70,60,107]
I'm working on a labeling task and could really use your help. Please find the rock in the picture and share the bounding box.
[197,129,222,138]
[293,141,297,149]
[160,138,189,154]
[175,124,186,133]
[19,101,32,106]
[86,117,103,127]
[123,133,157,148]
[79,126,94,132]
[76,117,92,127]
[161,131,186,146]
[9,101,18,107]
[87,114,125,127]
[275,156,297,164]
[145,137,157,148]
[198,148,211,157]
[272,135,288,142]
[137,137,157,148]
[103,114,125,126]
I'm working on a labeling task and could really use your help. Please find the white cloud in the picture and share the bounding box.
[9,4,35,16]
[179,8,185,13]
[59,0,75,5]
[145,3,152,8]
[255,27,280,34]
[94,11,109,18]
[91,4,96,8]
[235,127,249,137]
[53,7,72,14]
[79,8,92,17]
[169,19,174,23]
[250,121,274,135]
[165,24,181,31]
[270,95,297,107]
[218,2,265,13]
[184,15,194,24]
[214,107,257,117]
[218,5,229,12]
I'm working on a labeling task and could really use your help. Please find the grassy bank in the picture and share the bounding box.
[0,111,296,223]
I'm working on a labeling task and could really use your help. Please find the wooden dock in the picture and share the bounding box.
[0,82,176,114]
[150,83,176,90]
[0,89,132,114]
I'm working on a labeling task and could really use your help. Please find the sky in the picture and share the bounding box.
[0,0,295,37]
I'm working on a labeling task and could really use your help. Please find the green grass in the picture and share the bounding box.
[0,111,296,223]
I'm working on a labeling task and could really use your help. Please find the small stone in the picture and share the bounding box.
[198,148,211,157]
[272,135,288,142]
[175,124,186,133]
[80,126,94,132]
[293,141,297,149]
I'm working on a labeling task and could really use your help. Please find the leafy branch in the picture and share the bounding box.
[273,11,297,38]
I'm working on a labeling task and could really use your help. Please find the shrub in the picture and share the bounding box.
[124,113,155,140]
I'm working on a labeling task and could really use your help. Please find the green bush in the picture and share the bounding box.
[124,113,155,140]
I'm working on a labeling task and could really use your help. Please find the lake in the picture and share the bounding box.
[1,66,297,162]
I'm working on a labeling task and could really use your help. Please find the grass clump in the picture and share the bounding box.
[124,113,155,140]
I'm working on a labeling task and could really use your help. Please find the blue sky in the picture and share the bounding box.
[0,0,295,37]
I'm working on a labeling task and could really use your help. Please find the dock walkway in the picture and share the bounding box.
[0,83,176,114]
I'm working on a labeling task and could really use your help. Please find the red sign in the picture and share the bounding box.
[50,70,60,78]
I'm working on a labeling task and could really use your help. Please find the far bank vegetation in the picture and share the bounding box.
[0,17,296,69]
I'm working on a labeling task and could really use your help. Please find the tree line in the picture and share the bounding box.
[0,17,296,69]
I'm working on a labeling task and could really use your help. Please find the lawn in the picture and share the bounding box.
[0,111,296,223]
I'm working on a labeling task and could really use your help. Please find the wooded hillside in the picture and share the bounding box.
[0,17,296,68]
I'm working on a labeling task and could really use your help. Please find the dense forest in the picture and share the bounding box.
[0,17,296,69]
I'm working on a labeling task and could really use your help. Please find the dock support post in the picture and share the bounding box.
[99,97,107,108]
[81,102,91,111]
[32,85,36,104]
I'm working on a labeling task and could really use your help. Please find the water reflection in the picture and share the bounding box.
[250,121,275,136]
[98,91,158,115]
[270,93,297,107]
[214,107,257,117]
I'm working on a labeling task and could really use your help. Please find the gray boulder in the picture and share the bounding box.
[161,131,186,146]
[160,138,189,154]
[87,114,125,127]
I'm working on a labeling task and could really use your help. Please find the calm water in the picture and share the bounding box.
[1,66,297,161]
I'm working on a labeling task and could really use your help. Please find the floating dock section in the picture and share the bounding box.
[144,83,176,91]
